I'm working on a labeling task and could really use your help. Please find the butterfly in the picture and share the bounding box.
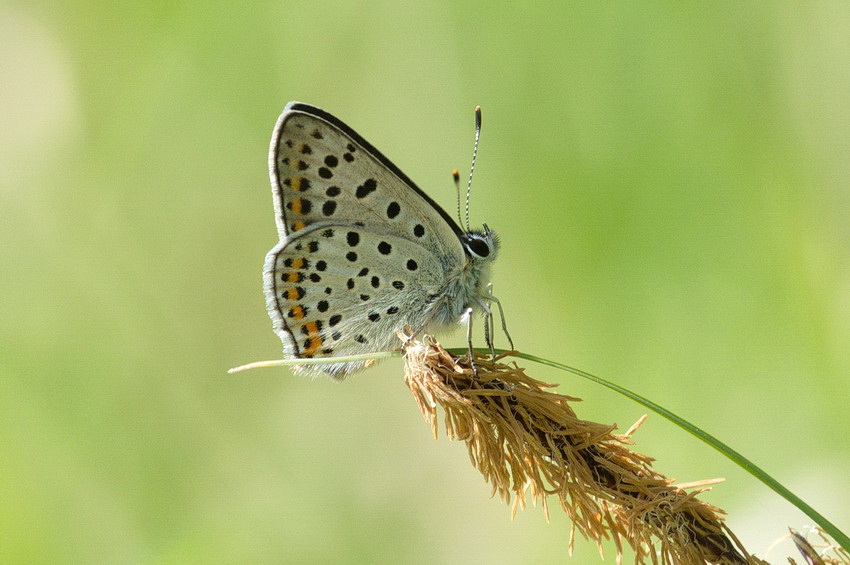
[263,102,509,378]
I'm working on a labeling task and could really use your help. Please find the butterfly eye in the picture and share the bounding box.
[466,237,491,258]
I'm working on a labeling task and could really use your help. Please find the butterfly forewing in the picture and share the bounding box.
[269,104,463,259]
[264,102,467,376]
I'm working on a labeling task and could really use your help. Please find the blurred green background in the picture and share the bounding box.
[2,2,848,563]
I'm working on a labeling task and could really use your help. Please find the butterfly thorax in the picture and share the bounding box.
[424,227,499,329]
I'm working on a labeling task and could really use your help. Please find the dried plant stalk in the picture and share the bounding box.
[403,337,768,565]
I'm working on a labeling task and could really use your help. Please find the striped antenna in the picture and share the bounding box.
[464,106,482,232]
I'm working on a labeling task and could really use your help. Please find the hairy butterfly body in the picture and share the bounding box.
[264,102,500,378]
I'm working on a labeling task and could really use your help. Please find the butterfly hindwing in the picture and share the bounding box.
[264,226,448,377]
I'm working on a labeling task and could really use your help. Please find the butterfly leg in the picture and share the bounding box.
[475,290,504,359]
[463,307,479,374]
[399,325,420,351]
[486,284,514,350]
[480,300,496,359]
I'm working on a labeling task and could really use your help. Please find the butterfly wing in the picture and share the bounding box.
[268,102,464,258]
[264,102,468,377]
[264,227,455,378]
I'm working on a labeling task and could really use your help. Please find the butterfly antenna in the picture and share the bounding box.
[453,169,464,228]
[464,106,482,232]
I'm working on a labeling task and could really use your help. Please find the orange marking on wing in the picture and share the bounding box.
[291,177,302,191]
[291,198,302,214]
[303,335,323,354]
[291,221,306,231]
[289,306,305,320]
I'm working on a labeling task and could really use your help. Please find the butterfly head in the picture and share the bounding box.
[461,223,499,263]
